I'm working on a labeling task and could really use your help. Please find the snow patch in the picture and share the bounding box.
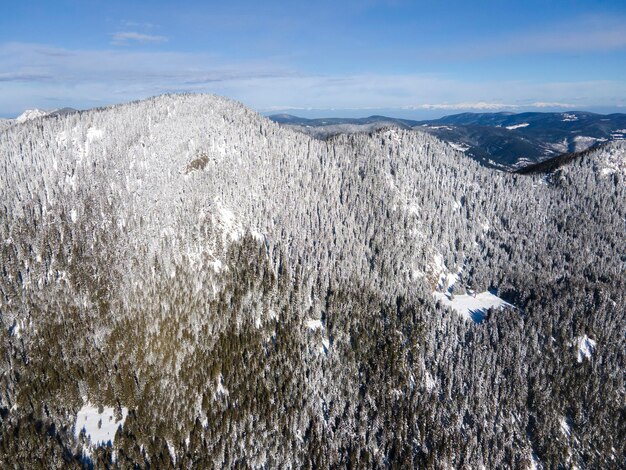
[562,113,578,122]
[74,403,128,448]
[305,318,323,330]
[424,371,436,391]
[560,416,571,437]
[433,290,513,323]
[575,335,596,363]
[167,441,177,465]
[506,123,529,130]
[449,142,470,152]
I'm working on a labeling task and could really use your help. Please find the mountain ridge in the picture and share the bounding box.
[269,110,626,170]
[1,94,623,468]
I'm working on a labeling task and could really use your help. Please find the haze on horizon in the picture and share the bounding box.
[1,0,626,119]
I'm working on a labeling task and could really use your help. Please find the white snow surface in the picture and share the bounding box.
[506,123,529,130]
[449,142,470,152]
[16,109,48,123]
[167,440,177,464]
[74,403,128,447]
[305,318,323,330]
[575,335,597,363]
[433,290,513,322]
[560,416,571,437]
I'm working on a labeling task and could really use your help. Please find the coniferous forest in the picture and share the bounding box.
[0,94,624,468]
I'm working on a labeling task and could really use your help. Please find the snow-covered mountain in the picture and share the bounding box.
[1,107,79,130]
[270,111,626,170]
[15,108,49,123]
[1,94,624,468]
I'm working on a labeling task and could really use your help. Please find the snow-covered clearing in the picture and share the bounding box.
[433,290,513,323]
[74,403,128,447]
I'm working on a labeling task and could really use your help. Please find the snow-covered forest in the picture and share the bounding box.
[0,94,624,468]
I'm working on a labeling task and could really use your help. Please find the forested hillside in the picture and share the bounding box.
[1,94,624,468]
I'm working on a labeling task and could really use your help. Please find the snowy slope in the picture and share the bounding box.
[16,108,49,123]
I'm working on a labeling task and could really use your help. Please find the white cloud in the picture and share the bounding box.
[530,102,575,108]
[407,101,575,111]
[411,102,511,111]
[111,32,168,45]
[0,42,625,116]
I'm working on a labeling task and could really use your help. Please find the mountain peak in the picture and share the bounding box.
[16,108,49,123]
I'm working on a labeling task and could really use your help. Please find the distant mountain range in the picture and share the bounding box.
[269,111,626,170]
[5,107,625,172]
[1,107,79,129]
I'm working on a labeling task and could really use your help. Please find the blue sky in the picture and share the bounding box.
[1,0,626,118]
